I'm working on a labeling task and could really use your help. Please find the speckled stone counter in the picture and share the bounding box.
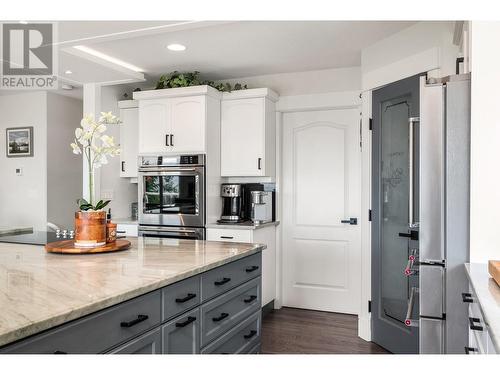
[465,263,500,353]
[0,237,265,347]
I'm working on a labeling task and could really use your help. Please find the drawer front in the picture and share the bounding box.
[2,290,161,354]
[487,331,498,354]
[201,252,261,301]
[201,311,261,354]
[420,318,444,354]
[162,308,200,354]
[116,223,138,237]
[468,303,487,352]
[110,327,161,354]
[162,275,201,321]
[206,228,252,243]
[201,277,261,346]
[467,326,483,354]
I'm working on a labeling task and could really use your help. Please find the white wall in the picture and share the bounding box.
[0,92,47,231]
[219,66,361,96]
[47,93,83,229]
[100,85,138,219]
[469,21,500,263]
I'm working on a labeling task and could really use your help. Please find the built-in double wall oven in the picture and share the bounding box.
[138,154,205,240]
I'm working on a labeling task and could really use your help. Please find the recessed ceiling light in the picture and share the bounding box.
[73,45,144,73]
[19,20,28,24]
[167,43,186,52]
[65,70,73,75]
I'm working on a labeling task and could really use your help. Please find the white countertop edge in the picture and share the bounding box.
[464,263,500,353]
[0,243,265,348]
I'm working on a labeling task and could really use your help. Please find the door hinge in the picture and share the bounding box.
[368,300,372,313]
[359,118,363,149]
[368,209,372,222]
[369,118,373,131]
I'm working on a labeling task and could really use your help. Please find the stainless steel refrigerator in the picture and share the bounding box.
[418,73,471,354]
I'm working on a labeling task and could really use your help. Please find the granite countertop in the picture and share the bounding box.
[0,238,265,347]
[206,221,280,230]
[0,226,33,237]
[465,263,500,352]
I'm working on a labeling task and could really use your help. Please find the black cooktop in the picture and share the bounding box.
[0,231,60,245]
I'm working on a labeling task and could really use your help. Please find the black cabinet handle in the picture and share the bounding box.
[244,330,257,339]
[212,312,229,322]
[258,158,262,170]
[462,292,473,303]
[165,134,170,146]
[244,295,257,303]
[175,293,197,303]
[171,134,174,147]
[214,277,231,286]
[220,236,234,239]
[116,230,126,234]
[464,346,477,354]
[120,314,149,328]
[469,317,483,331]
[54,350,67,354]
[398,230,419,241]
[341,218,358,225]
[175,316,196,328]
[121,161,125,172]
[246,266,259,273]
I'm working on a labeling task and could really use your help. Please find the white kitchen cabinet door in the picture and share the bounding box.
[221,98,266,176]
[169,96,206,153]
[119,107,139,178]
[138,99,170,154]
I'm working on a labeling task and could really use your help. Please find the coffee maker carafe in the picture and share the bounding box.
[218,184,244,223]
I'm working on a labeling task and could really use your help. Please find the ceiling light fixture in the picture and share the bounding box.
[73,45,144,73]
[65,70,73,75]
[167,43,186,52]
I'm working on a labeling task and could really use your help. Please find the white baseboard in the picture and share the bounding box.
[358,315,372,342]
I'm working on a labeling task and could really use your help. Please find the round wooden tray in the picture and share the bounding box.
[45,239,131,254]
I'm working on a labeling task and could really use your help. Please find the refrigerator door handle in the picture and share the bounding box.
[408,116,420,229]
[405,287,419,327]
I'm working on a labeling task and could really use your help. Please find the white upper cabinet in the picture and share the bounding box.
[221,89,278,177]
[134,86,220,155]
[118,100,139,178]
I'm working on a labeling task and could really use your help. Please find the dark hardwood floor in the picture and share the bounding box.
[261,307,389,354]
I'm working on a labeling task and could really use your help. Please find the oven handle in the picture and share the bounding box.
[139,226,201,234]
[138,168,198,173]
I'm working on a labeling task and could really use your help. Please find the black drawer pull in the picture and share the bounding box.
[175,316,196,328]
[120,314,149,328]
[246,265,259,273]
[116,230,126,234]
[462,292,473,303]
[214,277,231,286]
[464,346,477,354]
[212,312,229,322]
[175,293,197,303]
[220,236,234,239]
[469,317,483,331]
[244,330,257,339]
[244,295,257,303]
[54,350,67,354]
[121,161,125,172]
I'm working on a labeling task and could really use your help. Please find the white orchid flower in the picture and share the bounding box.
[100,134,115,147]
[75,127,83,139]
[70,142,82,155]
[99,111,120,124]
[96,124,107,133]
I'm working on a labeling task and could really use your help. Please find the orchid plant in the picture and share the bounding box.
[71,112,121,211]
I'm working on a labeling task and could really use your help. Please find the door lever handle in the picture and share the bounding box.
[398,230,419,241]
[340,218,358,225]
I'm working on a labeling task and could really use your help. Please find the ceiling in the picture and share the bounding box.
[52,20,415,89]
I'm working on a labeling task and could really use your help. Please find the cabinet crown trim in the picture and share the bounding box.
[222,88,279,102]
[133,85,222,100]
[118,100,139,109]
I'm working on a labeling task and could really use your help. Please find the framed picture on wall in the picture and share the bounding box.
[6,127,34,157]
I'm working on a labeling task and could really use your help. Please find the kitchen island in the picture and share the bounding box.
[0,237,264,354]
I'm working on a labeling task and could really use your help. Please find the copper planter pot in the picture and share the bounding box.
[74,211,107,247]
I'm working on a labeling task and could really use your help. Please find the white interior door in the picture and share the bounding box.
[282,108,362,314]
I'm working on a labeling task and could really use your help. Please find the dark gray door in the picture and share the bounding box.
[371,74,421,354]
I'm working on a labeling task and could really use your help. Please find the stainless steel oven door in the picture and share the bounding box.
[138,166,205,227]
[138,226,205,240]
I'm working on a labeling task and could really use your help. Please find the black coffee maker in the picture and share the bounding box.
[218,184,245,223]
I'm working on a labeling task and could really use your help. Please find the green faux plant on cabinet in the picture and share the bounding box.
[155,71,247,92]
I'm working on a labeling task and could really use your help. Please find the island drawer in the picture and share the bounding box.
[201,252,261,301]
[1,290,161,354]
[201,311,261,354]
[200,277,261,346]
[109,327,162,354]
[162,308,200,354]
[206,228,252,243]
[162,275,201,322]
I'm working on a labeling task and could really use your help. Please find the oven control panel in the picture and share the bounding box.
[140,154,205,167]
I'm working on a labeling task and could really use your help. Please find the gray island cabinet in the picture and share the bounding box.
[1,252,262,354]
